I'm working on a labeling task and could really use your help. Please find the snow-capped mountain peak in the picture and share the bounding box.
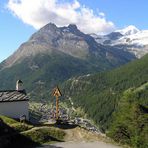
[116,25,140,36]
[91,25,148,59]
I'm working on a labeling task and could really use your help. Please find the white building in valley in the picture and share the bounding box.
[0,80,29,120]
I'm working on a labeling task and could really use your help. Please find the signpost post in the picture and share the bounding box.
[52,86,62,120]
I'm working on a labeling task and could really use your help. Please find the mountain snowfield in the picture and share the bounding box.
[115,25,148,46]
[116,25,139,36]
[92,25,148,58]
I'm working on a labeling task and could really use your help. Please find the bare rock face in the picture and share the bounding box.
[4,23,92,67]
[2,23,135,69]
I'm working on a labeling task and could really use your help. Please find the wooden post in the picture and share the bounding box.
[56,96,59,120]
[52,86,62,120]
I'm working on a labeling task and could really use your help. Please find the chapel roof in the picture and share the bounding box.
[0,90,29,103]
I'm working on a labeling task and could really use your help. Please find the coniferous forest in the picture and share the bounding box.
[62,54,148,147]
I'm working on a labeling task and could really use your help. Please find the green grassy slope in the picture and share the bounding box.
[0,50,121,101]
[0,51,100,100]
[0,42,135,101]
[0,116,38,147]
[0,115,65,147]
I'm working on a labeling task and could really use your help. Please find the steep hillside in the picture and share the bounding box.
[0,23,135,99]
[0,115,66,147]
[108,84,148,147]
[61,54,148,130]
[0,51,106,99]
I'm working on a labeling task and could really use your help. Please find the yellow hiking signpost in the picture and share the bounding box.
[52,86,62,120]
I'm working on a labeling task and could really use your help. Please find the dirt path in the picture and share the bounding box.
[37,127,122,148]
[21,126,49,134]
[63,127,104,142]
[52,141,121,148]
[38,141,121,148]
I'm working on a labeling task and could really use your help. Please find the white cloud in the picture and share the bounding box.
[7,0,115,34]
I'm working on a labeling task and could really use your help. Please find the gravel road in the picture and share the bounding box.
[38,141,121,148]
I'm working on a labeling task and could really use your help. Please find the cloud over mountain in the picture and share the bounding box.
[7,0,115,34]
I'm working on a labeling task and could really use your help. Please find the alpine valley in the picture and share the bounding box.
[0,23,148,147]
[0,23,136,99]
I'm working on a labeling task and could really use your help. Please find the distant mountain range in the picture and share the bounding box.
[92,25,148,58]
[0,23,135,99]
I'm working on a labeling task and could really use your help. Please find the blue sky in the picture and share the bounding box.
[0,0,148,62]
[79,0,148,29]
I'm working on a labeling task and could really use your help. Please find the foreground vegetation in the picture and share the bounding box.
[0,115,65,147]
[108,85,148,148]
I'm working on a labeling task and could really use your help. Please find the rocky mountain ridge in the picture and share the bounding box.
[1,23,135,69]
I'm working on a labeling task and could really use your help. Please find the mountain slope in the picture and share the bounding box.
[61,54,148,131]
[0,23,135,99]
[0,51,107,97]
[108,85,148,147]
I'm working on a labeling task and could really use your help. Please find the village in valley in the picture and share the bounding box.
[0,80,106,148]
[0,80,101,133]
